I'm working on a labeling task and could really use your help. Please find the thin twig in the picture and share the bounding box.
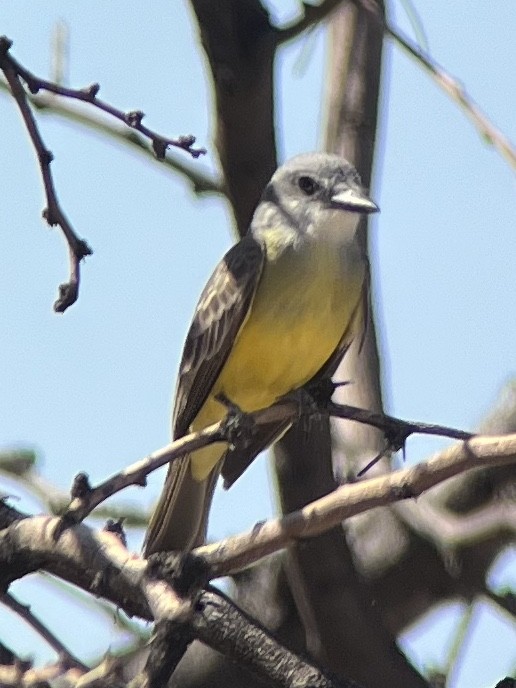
[59,398,474,529]
[0,77,222,195]
[277,1,516,170]
[382,21,516,170]
[60,421,228,528]
[0,35,208,312]
[3,36,206,160]
[0,36,92,312]
[2,37,205,160]
[1,591,89,672]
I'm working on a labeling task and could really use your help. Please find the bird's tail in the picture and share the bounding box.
[143,453,220,555]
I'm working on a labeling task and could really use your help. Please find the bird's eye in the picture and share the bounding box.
[297,176,319,195]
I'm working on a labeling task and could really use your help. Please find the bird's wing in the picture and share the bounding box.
[173,234,265,438]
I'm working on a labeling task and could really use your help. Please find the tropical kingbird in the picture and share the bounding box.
[144,152,378,555]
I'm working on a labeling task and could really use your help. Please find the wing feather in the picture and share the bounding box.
[173,234,265,438]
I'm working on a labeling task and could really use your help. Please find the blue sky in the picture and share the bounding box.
[0,1,515,684]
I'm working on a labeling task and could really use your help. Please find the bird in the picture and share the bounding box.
[143,152,379,555]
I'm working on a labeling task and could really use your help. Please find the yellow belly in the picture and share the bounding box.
[190,242,365,480]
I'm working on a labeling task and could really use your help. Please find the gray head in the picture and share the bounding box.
[252,152,378,241]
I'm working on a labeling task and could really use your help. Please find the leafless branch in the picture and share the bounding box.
[0,35,208,312]
[382,20,516,169]
[0,36,92,312]
[0,591,89,672]
[8,78,223,195]
[0,510,364,688]
[276,1,516,170]
[1,425,515,685]
[1,36,205,160]
[58,397,475,529]
[196,432,516,576]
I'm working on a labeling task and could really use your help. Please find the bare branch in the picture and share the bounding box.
[0,592,88,672]
[1,37,205,160]
[0,35,209,312]
[0,510,364,688]
[276,2,516,170]
[61,420,229,528]
[382,20,516,169]
[197,433,516,576]
[0,36,92,312]
[59,397,474,528]
[9,79,223,196]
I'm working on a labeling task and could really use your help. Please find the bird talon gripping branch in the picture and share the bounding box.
[216,394,257,450]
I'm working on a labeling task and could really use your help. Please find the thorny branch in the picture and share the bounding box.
[59,396,474,529]
[0,35,206,312]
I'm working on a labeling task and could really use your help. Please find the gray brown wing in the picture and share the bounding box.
[173,234,265,438]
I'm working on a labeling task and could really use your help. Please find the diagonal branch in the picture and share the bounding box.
[2,37,205,160]
[0,592,89,673]
[276,1,516,170]
[59,398,475,527]
[5,78,223,196]
[197,432,516,576]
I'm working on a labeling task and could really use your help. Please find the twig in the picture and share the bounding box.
[1,37,205,161]
[59,398,474,529]
[0,36,92,312]
[277,1,516,170]
[60,420,228,530]
[0,35,207,312]
[0,592,89,672]
[8,78,223,195]
[196,432,516,576]
[382,20,516,170]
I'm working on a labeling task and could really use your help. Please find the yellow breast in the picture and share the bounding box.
[189,237,365,480]
[216,239,364,411]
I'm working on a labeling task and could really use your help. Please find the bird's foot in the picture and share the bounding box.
[215,393,256,450]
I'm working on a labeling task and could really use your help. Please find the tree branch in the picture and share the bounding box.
[0,79,222,195]
[0,592,88,673]
[58,398,474,528]
[276,1,516,170]
[196,433,516,576]
[0,36,92,313]
[0,35,208,312]
[1,37,205,160]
